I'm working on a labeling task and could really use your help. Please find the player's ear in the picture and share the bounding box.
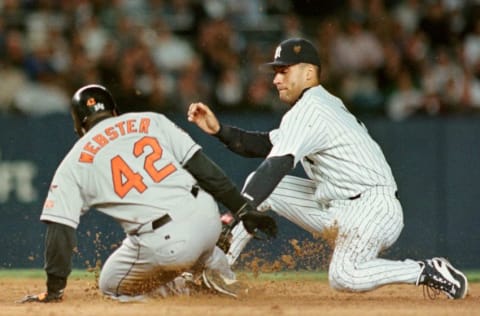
[304,64,315,81]
[305,64,320,84]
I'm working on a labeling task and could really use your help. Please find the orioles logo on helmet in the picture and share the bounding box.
[86,97,96,107]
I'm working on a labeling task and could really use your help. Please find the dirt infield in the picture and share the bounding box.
[1,275,478,316]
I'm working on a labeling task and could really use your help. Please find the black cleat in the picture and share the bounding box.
[416,257,468,299]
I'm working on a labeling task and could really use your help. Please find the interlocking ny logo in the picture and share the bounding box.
[274,45,282,60]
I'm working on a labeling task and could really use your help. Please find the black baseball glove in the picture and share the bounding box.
[216,204,277,253]
[239,209,277,239]
[235,202,277,238]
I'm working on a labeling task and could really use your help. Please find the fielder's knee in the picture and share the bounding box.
[328,259,361,292]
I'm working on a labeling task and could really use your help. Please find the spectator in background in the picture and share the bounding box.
[463,18,480,79]
[376,41,405,102]
[12,79,70,116]
[11,46,70,117]
[330,15,384,114]
[421,47,464,114]
[0,60,27,114]
[280,13,305,39]
[110,15,139,50]
[241,41,286,112]
[364,0,391,41]
[224,0,267,29]
[163,0,199,36]
[343,0,368,25]
[418,1,453,50]
[2,0,480,119]
[172,54,212,113]
[0,0,25,31]
[110,43,153,113]
[313,17,341,93]
[78,15,110,62]
[135,45,174,113]
[10,21,71,116]
[215,66,244,110]
[149,19,195,76]
[66,33,101,96]
[2,29,25,68]
[331,14,384,78]
[392,0,422,35]
[244,74,281,112]
[402,29,429,76]
[386,69,425,121]
[0,29,28,114]
[96,39,120,90]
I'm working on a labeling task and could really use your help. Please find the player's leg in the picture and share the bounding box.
[327,193,422,292]
[201,245,247,298]
[227,174,333,265]
[99,190,222,299]
[327,192,468,299]
[226,222,252,265]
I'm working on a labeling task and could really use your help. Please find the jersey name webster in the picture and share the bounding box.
[79,117,151,163]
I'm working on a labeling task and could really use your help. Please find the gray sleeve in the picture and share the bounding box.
[157,114,202,165]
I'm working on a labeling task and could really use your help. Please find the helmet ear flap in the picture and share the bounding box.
[70,108,84,137]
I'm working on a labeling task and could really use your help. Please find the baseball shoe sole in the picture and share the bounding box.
[201,268,246,298]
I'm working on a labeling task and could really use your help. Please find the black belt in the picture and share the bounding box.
[349,190,399,200]
[349,193,362,200]
[129,214,171,236]
[152,214,172,230]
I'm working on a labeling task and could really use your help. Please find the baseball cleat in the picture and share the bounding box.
[416,257,468,299]
[155,272,196,298]
[201,268,246,298]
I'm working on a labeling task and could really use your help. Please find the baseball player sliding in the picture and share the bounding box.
[188,38,468,299]
[19,84,276,303]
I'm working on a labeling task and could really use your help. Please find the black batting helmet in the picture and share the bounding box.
[71,84,117,136]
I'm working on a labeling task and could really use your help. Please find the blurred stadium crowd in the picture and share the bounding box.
[1,0,480,120]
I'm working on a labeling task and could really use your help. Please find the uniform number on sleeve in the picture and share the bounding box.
[111,136,177,198]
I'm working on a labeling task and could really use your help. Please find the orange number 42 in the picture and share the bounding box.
[111,136,177,198]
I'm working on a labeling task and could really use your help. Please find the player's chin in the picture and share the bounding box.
[278,92,293,105]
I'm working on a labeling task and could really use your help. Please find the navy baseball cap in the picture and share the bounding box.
[263,38,321,68]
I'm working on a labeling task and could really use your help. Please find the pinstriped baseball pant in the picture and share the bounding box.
[229,175,421,291]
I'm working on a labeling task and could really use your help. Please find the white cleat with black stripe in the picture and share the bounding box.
[202,268,247,298]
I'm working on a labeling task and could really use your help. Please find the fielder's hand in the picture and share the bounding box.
[17,290,64,303]
[187,102,220,135]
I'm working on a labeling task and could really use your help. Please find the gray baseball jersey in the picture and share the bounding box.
[41,112,229,298]
[228,85,421,291]
[41,112,200,232]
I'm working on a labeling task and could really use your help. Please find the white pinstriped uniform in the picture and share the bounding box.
[228,85,422,291]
